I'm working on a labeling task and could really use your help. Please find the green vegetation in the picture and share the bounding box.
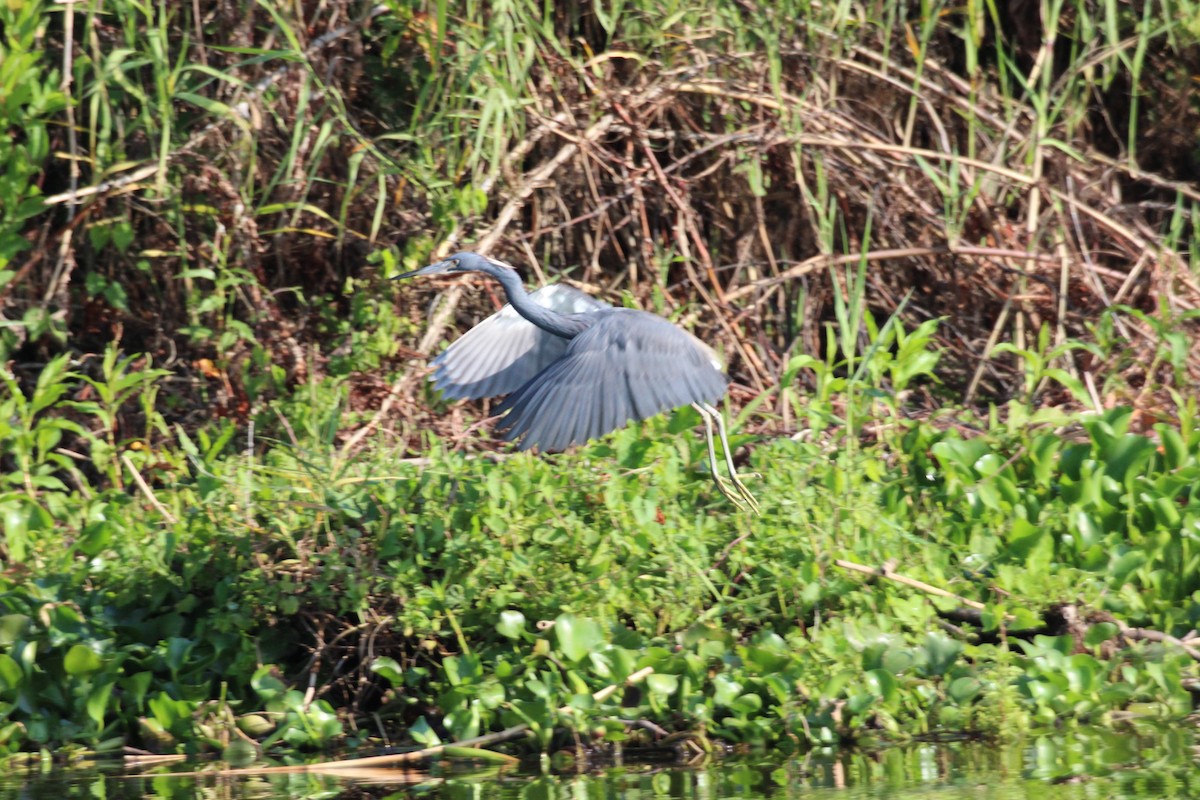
[1,0,1199,765]
[2,317,1198,758]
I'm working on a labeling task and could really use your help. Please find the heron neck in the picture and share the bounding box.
[492,267,586,339]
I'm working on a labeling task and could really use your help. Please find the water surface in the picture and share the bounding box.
[4,727,1193,800]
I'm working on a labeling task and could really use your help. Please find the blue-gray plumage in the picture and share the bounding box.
[394,251,758,511]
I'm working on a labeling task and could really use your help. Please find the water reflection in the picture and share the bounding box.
[3,727,1194,800]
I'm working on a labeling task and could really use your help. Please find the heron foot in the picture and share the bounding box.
[711,470,761,515]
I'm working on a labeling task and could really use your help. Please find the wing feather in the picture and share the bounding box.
[495,309,728,452]
[430,284,608,400]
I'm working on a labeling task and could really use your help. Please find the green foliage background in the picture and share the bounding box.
[0,0,1199,760]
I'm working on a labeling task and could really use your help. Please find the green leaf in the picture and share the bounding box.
[713,673,743,707]
[0,614,31,647]
[477,682,505,709]
[554,614,606,662]
[370,656,403,686]
[496,610,526,640]
[175,91,251,131]
[729,693,763,715]
[1084,622,1119,647]
[1109,550,1147,585]
[1102,435,1156,485]
[1007,517,1052,572]
[223,737,259,767]
[442,745,519,764]
[948,676,983,704]
[920,632,963,678]
[0,654,23,691]
[251,666,287,700]
[408,715,441,746]
[64,644,103,676]
[863,669,900,708]
[646,674,679,696]
[444,702,481,740]
[443,654,482,686]
[86,681,115,730]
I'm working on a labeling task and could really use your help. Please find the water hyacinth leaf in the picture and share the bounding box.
[846,691,877,716]
[931,438,990,478]
[64,644,103,677]
[881,647,917,674]
[370,656,404,686]
[444,702,480,740]
[496,609,526,639]
[223,737,259,767]
[86,681,115,730]
[713,673,743,707]
[1008,517,1052,572]
[730,693,763,715]
[251,667,287,701]
[566,669,590,696]
[821,671,856,700]
[408,716,441,746]
[1084,622,1119,647]
[237,714,276,737]
[284,701,344,748]
[1150,496,1181,528]
[567,693,595,713]
[920,632,963,678]
[1010,607,1043,630]
[1073,511,1103,550]
[608,646,638,681]
[587,650,613,679]
[554,614,606,662]
[1158,427,1186,468]
[1103,435,1157,485]
[864,669,900,708]
[477,682,505,709]
[0,615,29,648]
[1065,654,1101,693]
[647,674,679,696]
[1108,549,1147,585]
[147,693,191,733]
[1032,635,1074,656]
[443,654,482,686]
[0,654,23,691]
[948,676,983,704]
[743,633,791,673]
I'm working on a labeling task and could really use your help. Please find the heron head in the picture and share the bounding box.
[392,251,509,280]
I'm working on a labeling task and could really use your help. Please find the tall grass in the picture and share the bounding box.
[2,0,1195,411]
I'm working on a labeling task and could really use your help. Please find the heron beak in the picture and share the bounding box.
[391,259,455,280]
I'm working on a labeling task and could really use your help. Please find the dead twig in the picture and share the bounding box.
[832,558,986,611]
[121,453,178,525]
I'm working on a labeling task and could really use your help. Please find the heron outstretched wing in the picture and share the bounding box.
[430,283,608,400]
[494,308,729,452]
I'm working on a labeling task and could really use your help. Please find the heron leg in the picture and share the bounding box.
[692,403,731,506]
[693,403,744,511]
[692,403,759,514]
[702,402,760,514]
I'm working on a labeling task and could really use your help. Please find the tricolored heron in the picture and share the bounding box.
[395,251,758,512]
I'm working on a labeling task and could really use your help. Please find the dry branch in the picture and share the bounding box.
[833,558,986,610]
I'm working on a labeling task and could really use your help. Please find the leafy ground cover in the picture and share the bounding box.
[1,0,1199,767]
[1,314,1198,760]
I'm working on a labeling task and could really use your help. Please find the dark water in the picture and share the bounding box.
[4,728,1195,800]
